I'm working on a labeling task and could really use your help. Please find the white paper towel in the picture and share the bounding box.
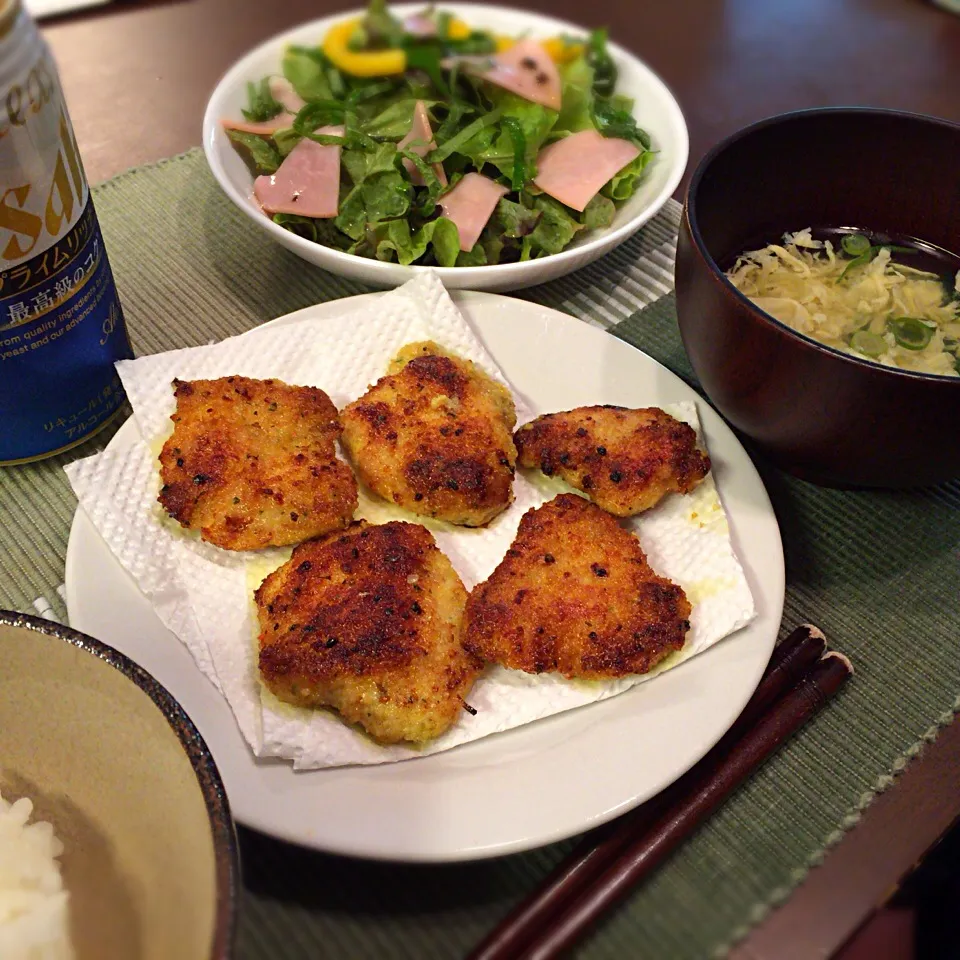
[66,273,756,768]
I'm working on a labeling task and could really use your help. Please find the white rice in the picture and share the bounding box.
[0,790,73,960]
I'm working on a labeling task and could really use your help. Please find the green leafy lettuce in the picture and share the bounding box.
[225,3,657,267]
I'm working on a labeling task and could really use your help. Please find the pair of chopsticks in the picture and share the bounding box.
[468,625,853,960]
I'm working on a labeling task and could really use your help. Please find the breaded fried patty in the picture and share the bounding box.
[256,520,482,744]
[514,406,710,516]
[158,376,358,550]
[340,341,517,527]
[464,494,691,678]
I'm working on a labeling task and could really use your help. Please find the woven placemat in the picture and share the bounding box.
[2,149,958,959]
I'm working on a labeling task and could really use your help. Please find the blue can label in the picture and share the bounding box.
[0,196,133,462]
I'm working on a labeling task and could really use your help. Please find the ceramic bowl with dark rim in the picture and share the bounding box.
[675,107,960,488]
[0,612,239,960]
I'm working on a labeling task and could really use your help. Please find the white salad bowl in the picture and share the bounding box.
[202,3,688,291]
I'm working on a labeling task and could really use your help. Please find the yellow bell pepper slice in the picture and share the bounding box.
[321,16,474,77]
[446,18,472,40]
[494,35,584,64]
[322,18,407,77]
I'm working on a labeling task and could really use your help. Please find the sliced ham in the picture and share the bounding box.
[533,129,640,212]
[403,13,437,37]
[254,125,344,219]
[398,101,448,187]
[439,173,508,252]
[459,40,562,111]
[222,77,306,136]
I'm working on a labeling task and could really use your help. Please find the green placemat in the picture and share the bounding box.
[2,149,958,959]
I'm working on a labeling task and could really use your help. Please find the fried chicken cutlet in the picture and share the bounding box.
[464,494,691,678]
[340,341,517,527]
[158,376,357,550]
[514,406,710,516]
[256,520,482,744]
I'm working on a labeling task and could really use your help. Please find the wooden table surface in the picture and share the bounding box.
[41,1,960,956]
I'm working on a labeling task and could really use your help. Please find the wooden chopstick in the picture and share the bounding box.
[467,625,842,960]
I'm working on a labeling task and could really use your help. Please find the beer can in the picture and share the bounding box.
[0,0,133,465]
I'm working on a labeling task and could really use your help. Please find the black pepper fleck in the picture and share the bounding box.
[596,446,607,456]
[193,474,209,485]
[544,554,555,564]
[591,563,608,577]
[610,470,622,483]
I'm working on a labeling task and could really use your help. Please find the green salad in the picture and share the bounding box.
[222,0,653,267]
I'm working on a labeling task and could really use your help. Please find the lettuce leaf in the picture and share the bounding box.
[336,141,412,240]
[282,48,335,102]
[272,213,353,249]
[342,141,400,184]
[521,195,582,259]
[495,197,540,238]
[601,150,654,201]
[225,130,280,174]
[555,56,595,135]
[375,217,460,266]
[582,193,615,230]
[359,98,421,138]
[362,171,412,221]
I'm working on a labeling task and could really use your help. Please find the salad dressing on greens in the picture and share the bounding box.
[222,0,653,267]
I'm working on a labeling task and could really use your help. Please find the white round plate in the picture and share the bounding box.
[202,3,688,292]
[66,293,783,862]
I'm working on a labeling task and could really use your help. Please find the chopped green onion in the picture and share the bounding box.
[839,247,879,280]
[841,233,870,257]
[887,316,935,351]
[849,330,887,358]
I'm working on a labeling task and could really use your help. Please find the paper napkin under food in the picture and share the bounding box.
[65,272,756,768]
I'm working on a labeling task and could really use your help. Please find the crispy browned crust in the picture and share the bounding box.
[158,376,358,551]
[514,406,710,517]
[255,520,482,744]
[464,494,691,678]
[340,341,517,527]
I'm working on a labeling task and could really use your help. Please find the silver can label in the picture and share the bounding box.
[0,39,132,463]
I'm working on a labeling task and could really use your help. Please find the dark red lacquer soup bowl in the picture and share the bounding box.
[675,108,960,488]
